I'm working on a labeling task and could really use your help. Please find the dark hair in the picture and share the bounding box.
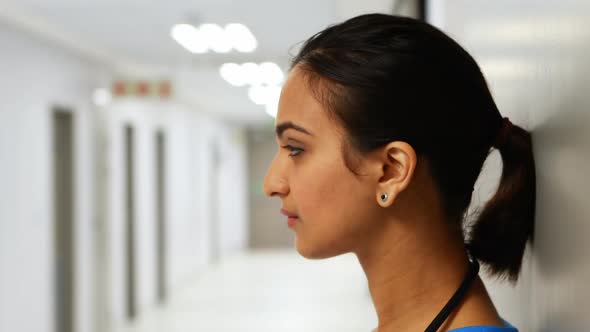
[290,14,536,282]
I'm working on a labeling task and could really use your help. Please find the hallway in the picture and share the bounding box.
[114,250,377,332]
[2,1,590,331]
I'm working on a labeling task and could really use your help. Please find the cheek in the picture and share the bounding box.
[293,167,377,257]
[294,163,370,224]
[292,160,340,214]
[295,181,336,218]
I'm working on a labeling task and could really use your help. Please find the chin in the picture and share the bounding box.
[295,237,348,260]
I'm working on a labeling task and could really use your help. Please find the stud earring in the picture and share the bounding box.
[380,193,388,202]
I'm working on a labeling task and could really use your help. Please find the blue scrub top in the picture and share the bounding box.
[448,319,518,332]
[370,319,518,331]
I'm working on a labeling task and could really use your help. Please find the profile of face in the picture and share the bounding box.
[263,66,417,259]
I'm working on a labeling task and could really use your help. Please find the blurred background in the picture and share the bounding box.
[1,0,589,331]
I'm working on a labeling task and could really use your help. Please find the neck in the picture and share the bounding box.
[353,162,502,331]
[356,212,472,331]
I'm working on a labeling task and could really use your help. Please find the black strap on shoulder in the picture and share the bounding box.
[424,257,480,332]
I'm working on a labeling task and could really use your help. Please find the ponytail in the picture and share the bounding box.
[466,120,536,282]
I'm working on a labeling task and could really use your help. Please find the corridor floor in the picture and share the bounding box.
[116,249,378,332]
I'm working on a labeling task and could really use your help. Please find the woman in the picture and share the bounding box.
[263,14,535,332]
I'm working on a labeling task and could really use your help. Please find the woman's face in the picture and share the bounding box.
[263,67,382,258]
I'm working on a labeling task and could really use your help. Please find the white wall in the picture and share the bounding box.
[428,1,590,331]
[0,20,106,332]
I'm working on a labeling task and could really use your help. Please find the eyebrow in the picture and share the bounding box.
[275,121,314,139]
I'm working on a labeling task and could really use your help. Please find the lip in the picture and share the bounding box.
[281,208,299,228]
[280,208,298,218]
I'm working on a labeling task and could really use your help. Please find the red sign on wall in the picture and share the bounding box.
[111,80,173,98]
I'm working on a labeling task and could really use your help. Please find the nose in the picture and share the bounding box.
[263,154,289,198]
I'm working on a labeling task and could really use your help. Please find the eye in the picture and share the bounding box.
[281,145,304,157]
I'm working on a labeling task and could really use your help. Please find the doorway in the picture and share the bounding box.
[53,109,75,332]
[155,130,167,304]
[124,125,137,320]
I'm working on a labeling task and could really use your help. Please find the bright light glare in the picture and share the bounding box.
[241,62,263,86]
[264,86,282,118]
[225,23,257,52]
[265,97,279,118]
[93,88,111,106]
[172,22,258,54]
[248,85,281,106]
[171,24,207,54]
[258,62,284,85]
[219,62,284,87]
[199,23,232,53]
[219,63,246,87]
[248,86,268,105]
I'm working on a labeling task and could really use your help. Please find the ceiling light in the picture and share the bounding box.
[241,62,263,86]
[219,63,247,87]
[225,23,257,53]
[199,23,232,53]
[248,85,282,106]
[258,62,284,85]
[219,62,246,86]
[250,85,281,118]
[171,24,208,54]
[172,22,258,54]
[248,85,269,105]
[220,62,284,88]
[265,100,279,118]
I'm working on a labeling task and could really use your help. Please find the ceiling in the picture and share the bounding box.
[0,0,400,127]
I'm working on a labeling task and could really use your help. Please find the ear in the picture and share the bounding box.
[374,141,417,207]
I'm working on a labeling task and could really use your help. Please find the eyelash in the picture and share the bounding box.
[281,145,304,157]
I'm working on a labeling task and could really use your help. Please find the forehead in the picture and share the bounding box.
[276,67,335,135]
